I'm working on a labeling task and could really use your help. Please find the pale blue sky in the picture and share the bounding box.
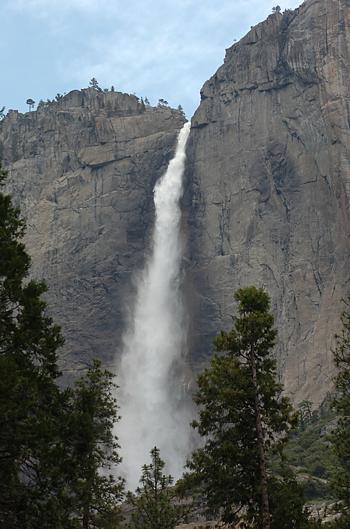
[2,0,302,117]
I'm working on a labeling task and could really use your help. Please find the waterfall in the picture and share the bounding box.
[117,122,192,489]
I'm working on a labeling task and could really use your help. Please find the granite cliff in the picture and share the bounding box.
[1,0,350,403]
[0,90,185,377]
[184,0,350,403]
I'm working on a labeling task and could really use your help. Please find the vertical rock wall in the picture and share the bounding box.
[0,89,185,376]
[184,0,350,404]
[1,0,350,403]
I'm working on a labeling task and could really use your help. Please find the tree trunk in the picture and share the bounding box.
[82,501,90,529]
[251,351,271,529]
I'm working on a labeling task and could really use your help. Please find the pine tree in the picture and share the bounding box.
[268,469,311,529]
[127,447,188,529]
[0,160,64,527]
[139,98,146,112]
[186,287,299,529]
[26,98,35,111]
[0,162,124,528]
[64,360,124,529]
[18,363,125,529]
[89,77,100,90]
[331,297,350,524]
[177,104,185,117]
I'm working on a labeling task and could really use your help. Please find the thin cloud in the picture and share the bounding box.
[4,0,303,115]
[9,0,107,13]
[61,0,302,112]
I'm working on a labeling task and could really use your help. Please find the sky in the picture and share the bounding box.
[2,0,302,118]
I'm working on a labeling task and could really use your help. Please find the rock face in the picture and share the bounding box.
[0,89,185,376]
[184,0,350,404]
[1,0,349,404]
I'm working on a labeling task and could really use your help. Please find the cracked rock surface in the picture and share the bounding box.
[0,89,185,377]
[184,0,350,404]
[1,0,350,404]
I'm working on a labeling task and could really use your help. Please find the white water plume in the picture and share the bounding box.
[117,122,192,489]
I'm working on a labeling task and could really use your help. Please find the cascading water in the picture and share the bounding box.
[117,122,192,489]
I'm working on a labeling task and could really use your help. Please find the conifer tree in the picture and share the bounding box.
[127,447,187,529]
[89,78,100,90]
[0,160,64,527]
[186,287,300,529]
[0,161,124,528]
[331,297,350,524]
[64,360,124,529]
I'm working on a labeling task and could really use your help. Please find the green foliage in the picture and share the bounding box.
[0,161,124,528]
[0,160,64,526]
[278,399,338,500]
[331,297,350,516]
[323,514,350,528]
[185,287,300,528]
[63,360,124,529]
[298,400,314,431]
[139,98,146,112]
[26,98,35,110]
[89,78,100,90]
[127,447,188,529]
[157,98,169,107]
[28,361,124,529]
[177,104,185,117]
[269,472,310,529]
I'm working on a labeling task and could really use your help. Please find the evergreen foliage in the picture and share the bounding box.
[331,296,350,521]
[268,471,311,529]
[89,78,100,90]
[26,362,124,529]
[26,98,35,111]
[63,360,124,529]
[1,156,334,527]
[177,104,185,117]
[140,98,146,112]
[0,160,63,526]
[127,447,188,529]
[279,398,337,500]
[185,287,303,529]
[0,161,123,528]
